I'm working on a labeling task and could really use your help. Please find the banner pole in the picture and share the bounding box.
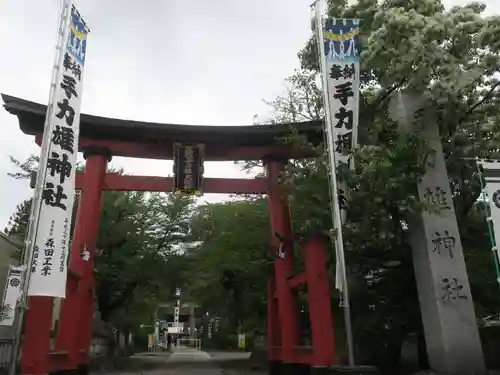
[8,1,72,374]
[475,158,500,287]
[313,0,355,366]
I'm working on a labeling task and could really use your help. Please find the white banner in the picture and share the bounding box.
[320,18,361,290]
[323,19,360,165]
[0,266,23,326]
[174,306,180,325]
[481,161,500,248]
[29,5,89,297]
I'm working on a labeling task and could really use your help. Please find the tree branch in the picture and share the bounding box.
[458,81,500,125]
[376,76,407,110]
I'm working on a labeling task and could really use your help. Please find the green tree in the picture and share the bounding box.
[4,154,197,334]
[4,199,31,241]
[7,154,39,180]
[95,191,196,329]
[186,198,272,334]
[255,0,500,369]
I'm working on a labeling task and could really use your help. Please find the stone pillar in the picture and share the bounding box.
[389,91,485,374]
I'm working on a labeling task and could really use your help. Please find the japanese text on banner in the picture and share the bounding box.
[0,266,23,326]
[321,18,361,291]
[481,161,500,250]
[29,5,89,298]
[323,19,361,166]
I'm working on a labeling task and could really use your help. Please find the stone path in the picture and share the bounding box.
[165,348,222,374]
[168,349,211,362]
[95,348,255,375]
[118,348,237,375]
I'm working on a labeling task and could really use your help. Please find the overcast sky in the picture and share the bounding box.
[0,0,498,230]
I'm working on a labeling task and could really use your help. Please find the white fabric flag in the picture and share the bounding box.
[481,161,500,250]
[28,5,90,297]
[0,265,23,326]
[317,15,361,291]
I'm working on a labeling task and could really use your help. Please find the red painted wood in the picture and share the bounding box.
[54,201,82,367]
[77,153,108,366]
[74,173,267,194]
[292,347,314,364]
[55,153,108,369]
[288,272,308,289]
[34,134,312,161]
[78,287,95,364]
[304,236,337,366]
[267,278,280,361]
[46,352,70,373]
[69,196,84,277]
[265,160,301,364]
[23,116,335,372]
[21,296,54,375]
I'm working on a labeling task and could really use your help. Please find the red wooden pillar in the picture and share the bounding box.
[55,146,110,369]
[267,277,280,360]
[264,158,300,364]
[54,198,82,367]
[21,297,54,375]
[304,235,337,367]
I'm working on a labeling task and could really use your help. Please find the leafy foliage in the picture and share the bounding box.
[5,0,500,365]
[185,198,272,333]
[4,199,31,241]
[255,0,500,368]
[4,155,196,331]
[95,191,195,327]
[7,155,40,180]
[259,70,324,124]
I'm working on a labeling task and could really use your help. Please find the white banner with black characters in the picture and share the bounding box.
[0,265,23,326]
[29,5,89,297]
[320,18,361,290]
[174,306,180,326]
[481,161,500,248]
[323,18,361,165]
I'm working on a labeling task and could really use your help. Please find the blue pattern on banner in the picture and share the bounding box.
[67,5,89,67]
[323,19,361,62]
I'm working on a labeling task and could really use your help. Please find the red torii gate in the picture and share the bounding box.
[3,94,337,375]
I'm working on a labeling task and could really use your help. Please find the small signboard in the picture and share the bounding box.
[0,265,23,326]
[173,143,204,196]
[147,333,153,349]
[238,334,246,349]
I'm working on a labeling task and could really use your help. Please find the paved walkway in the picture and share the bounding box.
[166,348,223,374]
[101,348,254,375]
[126,348,225,375]
[168,348,213,363]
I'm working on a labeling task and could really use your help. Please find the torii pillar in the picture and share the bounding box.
[55,146,111,371]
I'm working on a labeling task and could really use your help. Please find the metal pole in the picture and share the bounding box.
[177,299,180,348]
[475,158,500,287]
[313,0,355,366]
[153,307,158,351]
[8,2,71,374]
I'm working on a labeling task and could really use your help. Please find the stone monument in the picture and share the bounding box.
[389,91,485,374]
